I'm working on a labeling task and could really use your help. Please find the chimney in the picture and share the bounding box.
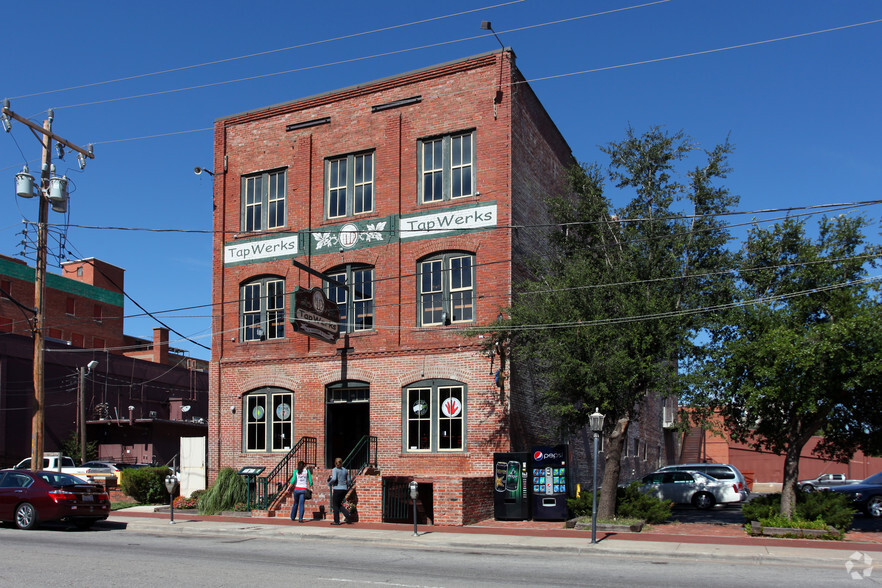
[153,327,169,365]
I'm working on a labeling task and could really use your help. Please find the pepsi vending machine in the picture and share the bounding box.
[530,444,569,520]
[493,452,530,520]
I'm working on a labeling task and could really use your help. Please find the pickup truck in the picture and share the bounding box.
[799,473,863,492]
[13,454,110,486]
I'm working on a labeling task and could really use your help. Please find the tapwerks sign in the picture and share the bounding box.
[222,202,497,266]
[290,287,340,344]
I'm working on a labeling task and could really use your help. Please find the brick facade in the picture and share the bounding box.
[208,50,638,525]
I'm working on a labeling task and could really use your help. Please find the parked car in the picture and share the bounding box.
[80,461,138,487]
[830,472,882,518]
[639,470,744,509]
[655,463,750,495]
[13,455,97,483]
[798,473,862,492]
[0,469,110,530]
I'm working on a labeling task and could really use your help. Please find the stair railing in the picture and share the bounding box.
[256,436,316,510]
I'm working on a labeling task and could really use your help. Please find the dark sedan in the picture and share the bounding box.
[830,472,882,518]
[0,469,110,530]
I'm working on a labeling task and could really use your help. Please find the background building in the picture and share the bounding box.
[0,254,208,468]
[209,50,672,525]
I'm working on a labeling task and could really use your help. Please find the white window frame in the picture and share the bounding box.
[325,265,374,333]
[242,169,287,232]
[403,380,465,453]
[325,151,374,219]
[244,388,294,452]
[418,253,475,326]
[418,131,476,204]
[241,277,285,341]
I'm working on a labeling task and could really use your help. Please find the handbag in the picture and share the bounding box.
[305,488,313,500]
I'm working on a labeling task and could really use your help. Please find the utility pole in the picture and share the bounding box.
[2,101,94,470]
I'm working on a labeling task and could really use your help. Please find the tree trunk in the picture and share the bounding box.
[779,442,803,518]
[597,416,629,520]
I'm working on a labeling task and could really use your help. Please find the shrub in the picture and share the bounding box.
[566,482,672,524]
[199,467,248,515]
[174,495,198,509]
[741,490,854,532]
[120,467,172,504]
[615,482,672,524]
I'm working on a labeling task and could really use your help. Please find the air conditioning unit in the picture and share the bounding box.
[148,411,158,418]
[662,406,676,429]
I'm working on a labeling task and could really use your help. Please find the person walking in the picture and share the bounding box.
[289,461,312,523]
[328,457,352,525]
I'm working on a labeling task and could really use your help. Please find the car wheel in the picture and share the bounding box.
[692,492,716,510]
[73,519,95,530]
[14,503,38,530]
[801,484,815,492]
[866,496,882,518]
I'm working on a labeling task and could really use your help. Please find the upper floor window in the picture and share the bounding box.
[326,152,374,219]
[419,131,475,204]
[243,387,294,452]
[65,297,76,315]
[0,279,10,298]
[418,253,475,326]
[241,277,285,341]
[242,169,286,232]
[325,265,374,333]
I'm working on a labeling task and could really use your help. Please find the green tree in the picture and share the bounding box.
[690,214,882,517]
[497,127,737,519]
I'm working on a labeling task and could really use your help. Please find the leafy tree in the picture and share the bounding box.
[60,431,98,464]
[495,127,737,519]
[689,214,882,517]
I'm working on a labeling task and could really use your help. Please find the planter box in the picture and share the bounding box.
[570,519,644,533]
[750,521,839,538]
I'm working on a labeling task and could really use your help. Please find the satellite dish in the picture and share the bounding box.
[181,405,191,413]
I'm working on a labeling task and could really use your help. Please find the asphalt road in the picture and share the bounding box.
[0,521,873,587]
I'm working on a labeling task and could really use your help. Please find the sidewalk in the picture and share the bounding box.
[109,507,882,568]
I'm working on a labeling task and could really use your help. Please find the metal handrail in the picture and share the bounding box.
[341,435,377,479]
[256,436,316,509]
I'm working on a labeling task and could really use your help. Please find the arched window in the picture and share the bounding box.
[403,379,466,452]
[325,265,374,333]
[241,276,285,341]
[417,252,475,326]
[243,387,294,452]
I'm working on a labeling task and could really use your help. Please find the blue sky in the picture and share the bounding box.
[2,0,880,361]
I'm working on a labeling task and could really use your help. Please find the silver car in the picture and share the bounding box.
[655,463,750,495]
[639,470,744,509]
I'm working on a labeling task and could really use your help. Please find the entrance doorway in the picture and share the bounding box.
[326,383,369,468]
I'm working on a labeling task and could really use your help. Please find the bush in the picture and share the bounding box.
[174,495,198,509]
[741,490,854,532]
[566,482,672,524]
[615,482,672,524]
[198,467,248,515]
[120,467,172,504]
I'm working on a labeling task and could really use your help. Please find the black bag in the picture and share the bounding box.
[305,488,313,500]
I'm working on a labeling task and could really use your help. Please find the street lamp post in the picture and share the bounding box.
[589,408,605,545]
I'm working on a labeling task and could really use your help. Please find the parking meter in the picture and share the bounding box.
[165,475,179,524]
[409,481,419,536]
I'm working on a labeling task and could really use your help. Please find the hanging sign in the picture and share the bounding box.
[290,287,340,344]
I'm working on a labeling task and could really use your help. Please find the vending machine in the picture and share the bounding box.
[493,452,530,520]
[530,444,569,520]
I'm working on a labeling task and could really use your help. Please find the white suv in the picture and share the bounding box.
[655,463,749,497]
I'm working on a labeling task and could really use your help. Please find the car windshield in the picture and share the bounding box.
[861,472,882,485]
[38,472,89,487]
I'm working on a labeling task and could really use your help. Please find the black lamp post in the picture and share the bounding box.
[589,408,605,544]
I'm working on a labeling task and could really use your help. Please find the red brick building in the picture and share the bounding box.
[209,50,670,524]
[0,254,208,467]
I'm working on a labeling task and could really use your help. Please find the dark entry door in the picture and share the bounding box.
[326,384,369,468]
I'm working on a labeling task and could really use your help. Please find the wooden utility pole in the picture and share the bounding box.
[2,103,94,470]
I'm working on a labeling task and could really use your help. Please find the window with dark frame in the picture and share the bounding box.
[326,152,374,219]
[404,380,465,452]
[242,169,286,232]
[244,388,294,452]
[241,277,285,342]
[418,131,475,204]
[418,253,475,326]
[325,265,374,333]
